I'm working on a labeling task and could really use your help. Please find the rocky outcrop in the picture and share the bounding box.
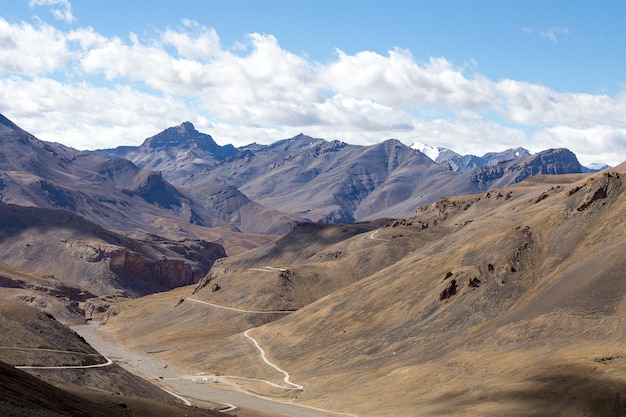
[568,171,623,212]
[102,238,226,294]
[109,249,202,288]
[439,279,458,300]
[0,275,96,302]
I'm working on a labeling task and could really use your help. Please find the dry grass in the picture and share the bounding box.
[101,168,626,416]
[0,300,228,417]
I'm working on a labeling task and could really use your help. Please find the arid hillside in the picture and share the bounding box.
[0,204,225,299]
[0,301,227,417]
[102,165,626,416]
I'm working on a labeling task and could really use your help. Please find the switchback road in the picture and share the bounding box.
[73,321,352,417]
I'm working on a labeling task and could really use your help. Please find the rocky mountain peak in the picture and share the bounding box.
[470,148,582,186]
[178,121,195,133]
[138,121,237,162]
[437,146,532,172]
[144,121,207,149]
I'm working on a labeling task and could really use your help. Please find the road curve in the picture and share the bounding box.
[243,329,303,390]
[369,229,389,241]
[161,387,194,406]
[15,356,113,369]
[186,297,295,314]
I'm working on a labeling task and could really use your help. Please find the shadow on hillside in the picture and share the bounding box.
[424,359,626,417]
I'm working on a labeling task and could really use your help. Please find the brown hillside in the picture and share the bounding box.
[103,166,626,416]
[0,300,226,417]
[0,203,224,298]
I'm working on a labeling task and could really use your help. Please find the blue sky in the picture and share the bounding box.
[1,0,625,166]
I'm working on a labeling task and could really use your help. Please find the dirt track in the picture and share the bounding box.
[73,322,345,417]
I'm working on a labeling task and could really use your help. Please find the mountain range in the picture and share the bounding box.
[0,113,594,314]
[1,112,624,417]
[94,121,586,223]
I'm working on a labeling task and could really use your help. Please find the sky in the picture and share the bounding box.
[1,1,625,166]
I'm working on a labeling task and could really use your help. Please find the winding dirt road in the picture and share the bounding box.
[243,328,303,390]
[186,297,295,314]
[73,321,354,417]
[15,355,113,369]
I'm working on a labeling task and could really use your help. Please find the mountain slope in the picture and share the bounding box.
[95,123,585,223]
[0,203,225,298]
[0,115,198,232]
[0,301,226,417]
[198,136,456,222]
[0,113,284,245]
[369,147,584,219]
[102,165,626,416]
[180,178,305,235]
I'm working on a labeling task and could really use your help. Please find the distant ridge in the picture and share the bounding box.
[436,146,532,172]
[0,113,592,233]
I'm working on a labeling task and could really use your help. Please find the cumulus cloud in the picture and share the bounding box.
[161,20,221,59]
[0,17,624,166]
[0,76,192,149]
[29,0,74,23]
[495,80,626,129]
[321,49,495,111]
[0,18,69,75]
[533,125,626,166]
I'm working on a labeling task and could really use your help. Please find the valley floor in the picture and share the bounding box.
[73,322,347,417]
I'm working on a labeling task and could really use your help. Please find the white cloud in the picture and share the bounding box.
[320,49,495,111]
[0,18,624,166]
[0,18,69,75]
[496,79,626,128]
[0,76,192,149]
[540,27,569,44]
[533,125,626,166]
[161,20,221,60]
[523,26,570,45]
[80,33,213,95]
[29,0,74,23]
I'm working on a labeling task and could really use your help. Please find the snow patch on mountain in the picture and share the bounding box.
[410,142,442,161]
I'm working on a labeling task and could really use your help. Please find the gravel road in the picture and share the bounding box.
[73,322,344,417]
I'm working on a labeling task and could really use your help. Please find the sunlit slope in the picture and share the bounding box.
[105,167,626,416]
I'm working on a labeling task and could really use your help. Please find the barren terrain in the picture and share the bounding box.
[0,300,228,417]
[1,113,624,416]
[100,165,626,416]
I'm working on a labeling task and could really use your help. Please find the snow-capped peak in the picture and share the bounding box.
[410,141,441,161]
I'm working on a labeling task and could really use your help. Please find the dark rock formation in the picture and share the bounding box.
[439,279,458,300]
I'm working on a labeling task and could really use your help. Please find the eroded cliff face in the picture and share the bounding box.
[0,203,227,301]
[1,236,226,321]
[61,237,227,297]
[108,243,222,291]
